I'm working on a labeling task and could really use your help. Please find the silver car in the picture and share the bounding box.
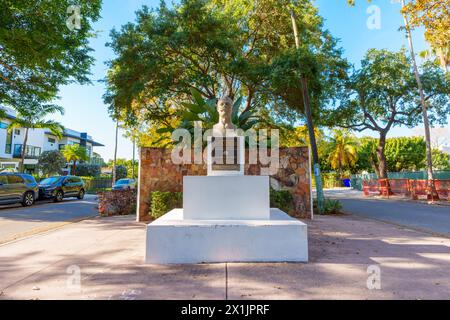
[112,179,136,191]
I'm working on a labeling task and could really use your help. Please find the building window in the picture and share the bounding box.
[14,129,21,135]
[13,144,41,159]
[48,137,56,144]
[59,144,66,150]
[5,131,12,154]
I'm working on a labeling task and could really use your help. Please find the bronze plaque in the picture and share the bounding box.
[211,137,240,171]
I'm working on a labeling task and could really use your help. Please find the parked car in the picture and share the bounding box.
[0,173,38,207]
[112,179,136,191]
[38,176,85,202]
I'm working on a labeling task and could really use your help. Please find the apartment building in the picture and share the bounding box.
[0,107,104,173]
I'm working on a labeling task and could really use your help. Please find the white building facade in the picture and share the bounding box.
[0,107,104,173]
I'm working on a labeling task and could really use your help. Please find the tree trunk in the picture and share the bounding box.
[112,119,119,185]
[437,48,448,73]
[376,133,388,179]
[377,133,392,195]
[369,153,380,178]
[20,128,29,173]
[72,160,77,175]
[290,10,325,214]
[401,0,438,200]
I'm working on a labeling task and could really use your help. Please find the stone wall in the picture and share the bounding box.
[137,147,312,221]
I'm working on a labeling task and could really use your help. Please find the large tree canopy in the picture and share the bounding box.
[104,0,348,137]
[0,0,102,107]
[330,48,449,178]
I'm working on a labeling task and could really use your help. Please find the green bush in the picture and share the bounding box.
[37,150,66,176]
[150,191,183,219]
[270,188,294,213]
[313,198,343,215]
[75,164,101,177]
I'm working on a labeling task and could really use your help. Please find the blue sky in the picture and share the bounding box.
[52,0,438,161]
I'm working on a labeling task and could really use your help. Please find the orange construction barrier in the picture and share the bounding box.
[363,180,380,196]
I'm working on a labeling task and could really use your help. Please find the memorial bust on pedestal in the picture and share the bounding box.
[207,96,244,176]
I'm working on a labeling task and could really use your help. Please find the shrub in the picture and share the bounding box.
[75,164,101,177]
[37,150,66,177]
[150,191,182,219]
[313,198,343,215]
[270,188,294,213]
[98,189,137,216]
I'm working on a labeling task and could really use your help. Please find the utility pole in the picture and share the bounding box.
[112,119,119,185]
[289,8,325,214]
[132,138,136,179]
[401,0,438,200]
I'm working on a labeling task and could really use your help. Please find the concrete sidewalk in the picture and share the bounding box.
[0,214,449,300]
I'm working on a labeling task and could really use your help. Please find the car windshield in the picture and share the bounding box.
[116,179,129,185]
[40,177,62,185]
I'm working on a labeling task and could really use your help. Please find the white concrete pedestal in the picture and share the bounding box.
[145,208,308,264]
[145,174,309,264]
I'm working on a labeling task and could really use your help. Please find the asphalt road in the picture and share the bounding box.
[0,195,98,244]
[325,189,450,236]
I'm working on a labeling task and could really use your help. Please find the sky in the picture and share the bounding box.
[51,0,446,161]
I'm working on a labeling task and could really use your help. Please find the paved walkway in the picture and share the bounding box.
[0,195,98,245]
[325,189,450,237]
[1,214,449,299]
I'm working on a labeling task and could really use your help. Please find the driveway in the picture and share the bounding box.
[325,189,450,237]
[0,195,98,245]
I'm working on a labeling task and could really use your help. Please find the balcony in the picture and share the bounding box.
[13,144,42,159]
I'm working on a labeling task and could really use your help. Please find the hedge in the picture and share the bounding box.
[270,188,294,213]
[150,191,182,219]
[80,176,113,193]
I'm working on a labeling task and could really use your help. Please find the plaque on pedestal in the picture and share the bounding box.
[207,135,244,176]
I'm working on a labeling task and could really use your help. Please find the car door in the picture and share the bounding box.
[7,175,25,201]
[0,175,11,203]
[63,177,77,196]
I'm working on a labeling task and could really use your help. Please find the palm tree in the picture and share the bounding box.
[327,130,358,179]
[62,144,89,175]
[8,104,64,173]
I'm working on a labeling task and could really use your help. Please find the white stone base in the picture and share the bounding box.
[145,208,308,264]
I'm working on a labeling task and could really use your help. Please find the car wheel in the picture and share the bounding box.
[77,189,85,200]
[54,190,64,202]
[22,192,35,207]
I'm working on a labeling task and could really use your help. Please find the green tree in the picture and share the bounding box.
[326,130,358,178]
[0,0,102,107]
[331,49,449,180]
[8,103,64,172]
[62,144,89,175]
[384,137,426,172]
[403,0,449,72]
[348,0,448,198]
[37,150,66,177]
[431,149,450,171]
